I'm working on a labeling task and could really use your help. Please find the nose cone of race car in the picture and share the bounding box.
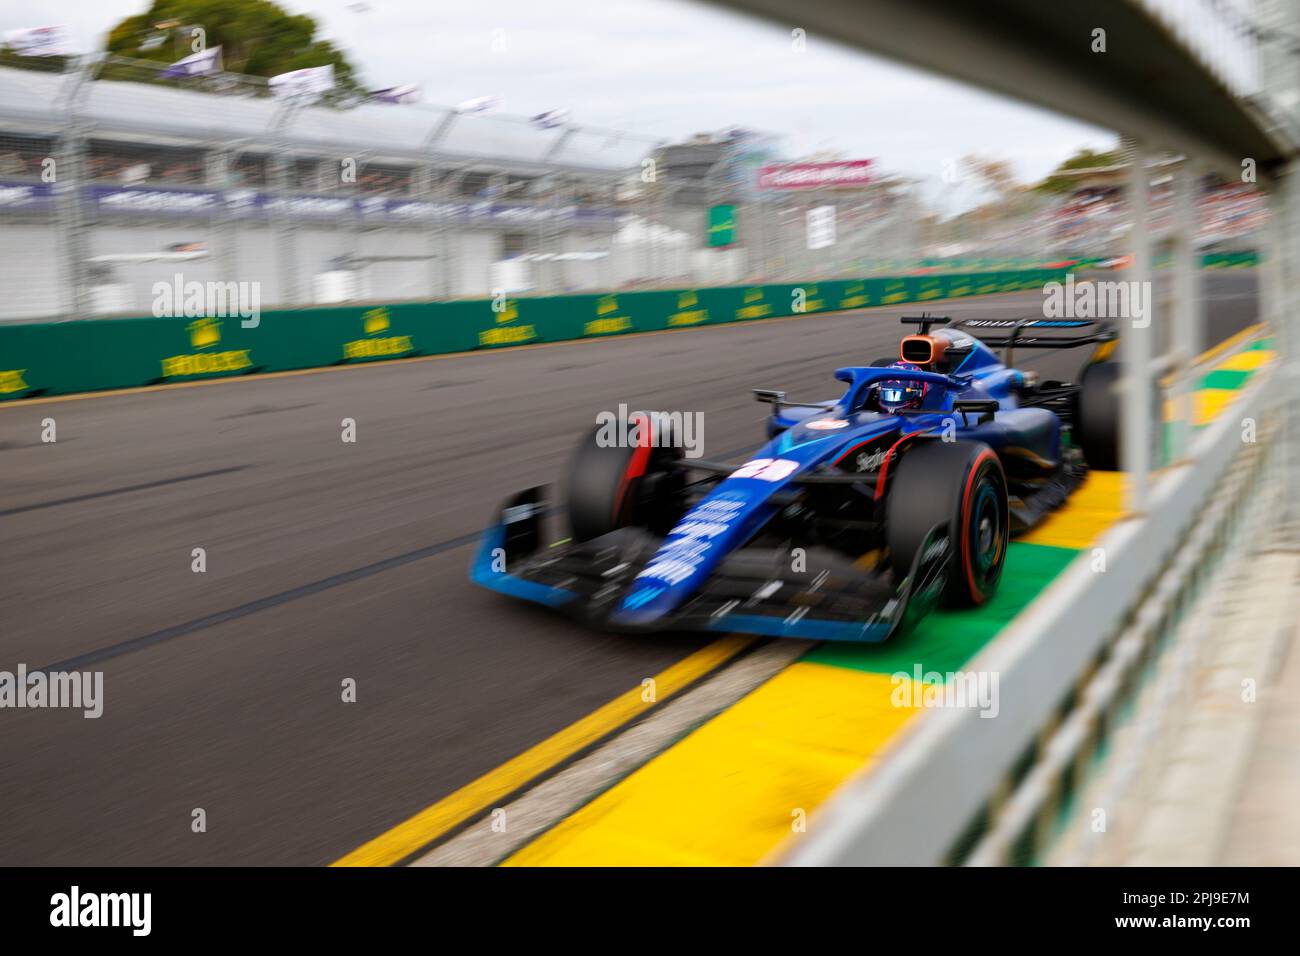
[610,481,782,627]
[612,416,911,626]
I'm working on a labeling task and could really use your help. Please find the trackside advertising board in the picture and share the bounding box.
[0,270,1066,400]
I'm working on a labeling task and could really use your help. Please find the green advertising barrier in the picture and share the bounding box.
[0,269,1070,401]
[919,252,1260,271]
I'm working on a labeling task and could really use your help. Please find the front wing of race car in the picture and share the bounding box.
[470,487,951,643]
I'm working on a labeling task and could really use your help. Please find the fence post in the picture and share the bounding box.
[1122,137,1153,511]
[1276,166,1300,537]
[269,99,303,306]
[1168,158,1200,462]
[53,56,96,320]
[206,143,240,296]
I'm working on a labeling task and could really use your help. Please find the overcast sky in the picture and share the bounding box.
[3,0,1116,213]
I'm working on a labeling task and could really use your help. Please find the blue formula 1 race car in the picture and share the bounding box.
[471,314,1123,642]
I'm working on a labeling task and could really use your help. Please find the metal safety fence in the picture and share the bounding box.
[763,0,1300,863]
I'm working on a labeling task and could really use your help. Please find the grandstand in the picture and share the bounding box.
[1040,161,1266,258]
[0,56,665,319]
[921,161,1265,266]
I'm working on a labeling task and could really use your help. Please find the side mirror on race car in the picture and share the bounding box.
[752,388,786,407]
[952,399,999,426]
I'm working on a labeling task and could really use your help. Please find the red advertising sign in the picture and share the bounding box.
[757,160,874,190]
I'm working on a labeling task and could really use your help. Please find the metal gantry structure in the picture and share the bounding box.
[0,54,676,317]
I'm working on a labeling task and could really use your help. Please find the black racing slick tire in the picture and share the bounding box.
[869,356,896,367]
[1075,359,1121,471]
[566,410,685,542]
[886,440,1009,607]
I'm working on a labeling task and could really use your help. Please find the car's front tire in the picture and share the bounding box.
[886,439,1009,607]
[566,411,684,541]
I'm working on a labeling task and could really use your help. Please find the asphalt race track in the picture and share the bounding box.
[0,272,1259,865]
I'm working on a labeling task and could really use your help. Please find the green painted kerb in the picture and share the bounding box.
[805,542,1081,675]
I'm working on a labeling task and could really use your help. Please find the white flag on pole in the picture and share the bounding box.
[159,45,223,78]
[269,64,335,100]
[370,84,421,104]
[4,25,70,57]
[531,108,570,129]
[456,95,501,114]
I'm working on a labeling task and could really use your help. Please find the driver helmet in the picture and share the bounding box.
[873,361,928,413]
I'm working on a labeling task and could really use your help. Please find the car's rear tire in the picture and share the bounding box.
[567,411,684,541]
[887,440,1008,607]
[1075,360,1122,471]
[869,355,896,367]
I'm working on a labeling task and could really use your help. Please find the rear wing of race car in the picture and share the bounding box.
[951,317,1116,368]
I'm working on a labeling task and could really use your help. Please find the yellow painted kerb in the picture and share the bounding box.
[331,634,754,866]
[1017,470,1125,550]
[504,664,917,867]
